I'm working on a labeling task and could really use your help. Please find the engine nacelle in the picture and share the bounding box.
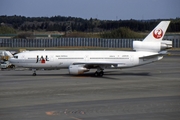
[161,40,172,49]
[69,65,89,75]
[133,40,172,52]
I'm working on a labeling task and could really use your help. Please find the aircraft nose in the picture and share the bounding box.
[9,58,16,63]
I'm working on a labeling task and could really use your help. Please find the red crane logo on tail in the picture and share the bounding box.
[153,29,163,39]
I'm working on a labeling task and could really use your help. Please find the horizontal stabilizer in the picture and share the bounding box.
[139,54,160,59]
[139,51,168,59]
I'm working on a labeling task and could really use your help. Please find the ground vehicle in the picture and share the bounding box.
[0,61,15,69]
[0,50,15,69]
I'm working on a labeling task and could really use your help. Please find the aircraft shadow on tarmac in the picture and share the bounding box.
[5,70,151,81]
[7,70,150,77]
[70,71,151,80]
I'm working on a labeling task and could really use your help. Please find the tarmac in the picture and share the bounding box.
[0,55,180,120]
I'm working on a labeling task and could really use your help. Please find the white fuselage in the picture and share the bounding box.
[10,50,163,69]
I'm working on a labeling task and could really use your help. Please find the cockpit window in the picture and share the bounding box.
[14,56,18,58]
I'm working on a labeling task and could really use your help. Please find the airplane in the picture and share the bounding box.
[9,21,172,76]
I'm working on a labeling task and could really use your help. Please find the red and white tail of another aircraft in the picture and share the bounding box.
[9,21,172,76]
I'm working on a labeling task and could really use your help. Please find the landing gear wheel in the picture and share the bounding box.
[94,71,99,77]
[32,73,36,76]
[99,71,104,77]
[94,71,104,77]
[32,69,37,76]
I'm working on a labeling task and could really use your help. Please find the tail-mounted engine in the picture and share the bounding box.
[133,40,172,52]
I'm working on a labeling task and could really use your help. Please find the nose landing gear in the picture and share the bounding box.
[32,69,37,76]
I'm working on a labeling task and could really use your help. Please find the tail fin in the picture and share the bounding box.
[143,21,170,42]
[133,21,172,52]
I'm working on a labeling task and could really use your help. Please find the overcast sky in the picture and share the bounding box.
[0,0,179,20]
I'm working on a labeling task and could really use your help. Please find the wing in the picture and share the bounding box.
[139,51,168,59]
[73,61,120,68]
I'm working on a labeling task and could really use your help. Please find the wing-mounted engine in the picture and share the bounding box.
[133,40,172,52]
[69,65,89,75]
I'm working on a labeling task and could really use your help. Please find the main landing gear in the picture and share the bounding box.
[94,67,104,77]
[94,71,104,77]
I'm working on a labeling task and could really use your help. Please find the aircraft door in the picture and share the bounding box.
[22,55,26,62]
[130,55,134,65]
[85,55,89,61]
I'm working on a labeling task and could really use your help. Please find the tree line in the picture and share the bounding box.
[0,15,180,33]
[0,15,180,39]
